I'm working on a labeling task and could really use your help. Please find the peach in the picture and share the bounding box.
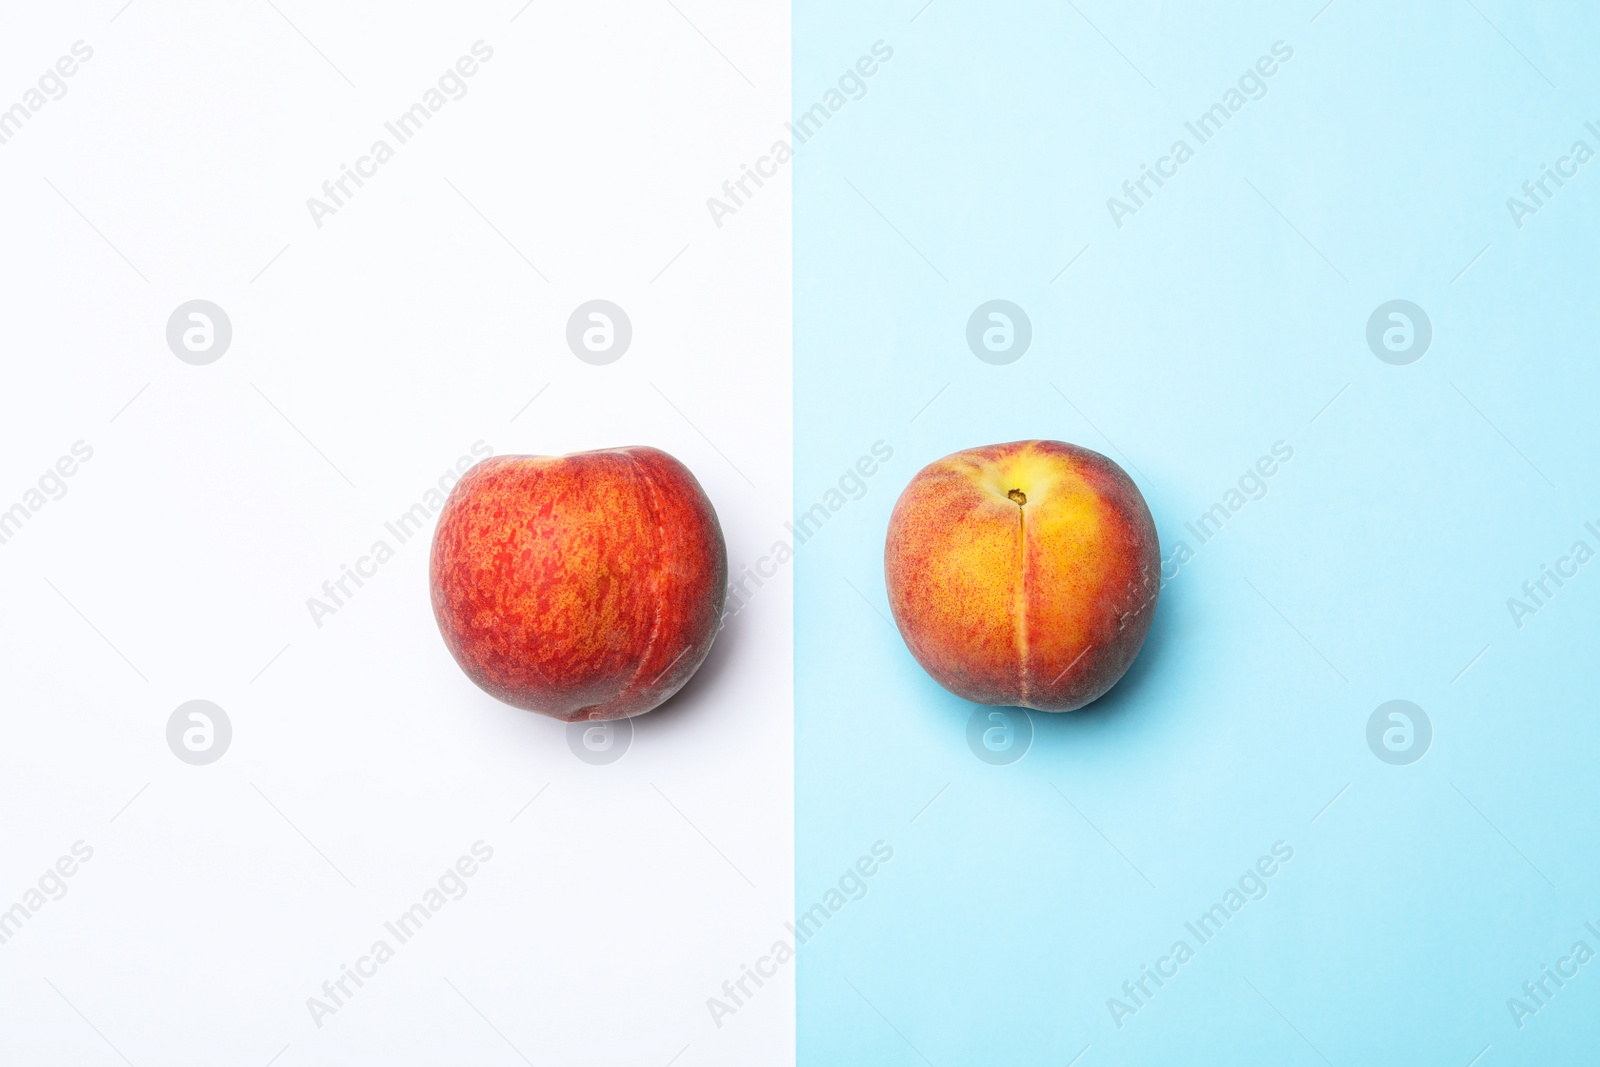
[429,446,727,721]
[884,440,1158,711]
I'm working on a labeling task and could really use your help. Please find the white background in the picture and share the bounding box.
[0,2,792,1063]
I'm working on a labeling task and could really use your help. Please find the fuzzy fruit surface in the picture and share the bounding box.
[430,446,728,721]
[884,440,1159,711]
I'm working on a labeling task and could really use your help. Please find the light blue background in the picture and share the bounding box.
[795,2,1600,1064]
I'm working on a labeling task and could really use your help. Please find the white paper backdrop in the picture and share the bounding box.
[0,2,793,1063]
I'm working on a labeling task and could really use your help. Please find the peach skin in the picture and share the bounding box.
[884,440,1159,711]
[429,446,727,721]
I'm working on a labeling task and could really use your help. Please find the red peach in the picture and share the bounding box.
[430,446,727,721]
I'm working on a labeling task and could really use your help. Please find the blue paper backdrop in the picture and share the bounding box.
[795,2,1600,1064]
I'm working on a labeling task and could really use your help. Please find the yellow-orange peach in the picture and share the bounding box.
[884,440,1159,711]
